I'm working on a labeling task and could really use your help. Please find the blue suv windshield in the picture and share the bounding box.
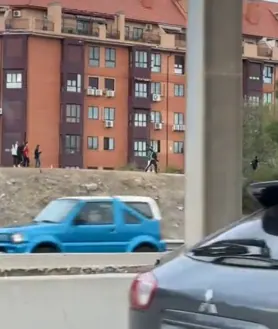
[33,199,78,223]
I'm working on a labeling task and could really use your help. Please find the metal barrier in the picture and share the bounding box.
[165,239,184,250]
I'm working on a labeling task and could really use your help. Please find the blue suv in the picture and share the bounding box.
[0,196,166,253]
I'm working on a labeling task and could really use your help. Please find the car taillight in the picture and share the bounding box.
[129,272,157,310]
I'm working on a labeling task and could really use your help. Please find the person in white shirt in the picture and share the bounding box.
[11,142,18,167]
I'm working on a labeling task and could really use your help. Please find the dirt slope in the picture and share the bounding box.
[0,168,184,239]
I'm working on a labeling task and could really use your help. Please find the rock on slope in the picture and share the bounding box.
[0,168,184,239]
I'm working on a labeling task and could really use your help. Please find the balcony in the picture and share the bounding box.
[34,19,54,32]
[5,18,29,30]
[125,31,160,45]
[106,28,120,40]
[5,18,54,32]
[174,33,186,48]
[242,42,278,60]
[62,17,99,37]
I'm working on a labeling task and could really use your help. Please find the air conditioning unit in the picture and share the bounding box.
[0,108,3,115]
[154,122,162,130]
[152,94,161,102]
[105,120,114,128]
[12,10,21,17]
[96,89,103,96]
[106,90,115,97]
[145,24,153,31]
[87,88,96,96]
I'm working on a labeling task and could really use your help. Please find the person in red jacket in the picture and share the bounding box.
[23,141,30,167]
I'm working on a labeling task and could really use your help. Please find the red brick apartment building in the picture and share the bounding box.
[0,0,277,170]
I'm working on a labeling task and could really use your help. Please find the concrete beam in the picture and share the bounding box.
[185,0,243,245]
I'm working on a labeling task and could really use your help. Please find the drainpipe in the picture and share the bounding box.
[165,53,172,169]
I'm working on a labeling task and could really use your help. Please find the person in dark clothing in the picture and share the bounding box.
[144,147,158,173]
[23,141,30,167]
[251,156,259,171]
[17,142,25,167]
[34,145,42,168]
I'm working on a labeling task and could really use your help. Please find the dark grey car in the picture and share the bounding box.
[129,181,278,329]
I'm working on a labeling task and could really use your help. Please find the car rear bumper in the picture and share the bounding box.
[129,309,160,329]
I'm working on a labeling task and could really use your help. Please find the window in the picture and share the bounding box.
[34,199,79,223]
[151,53,161,73]
[134,113,147,127]
[77,202,113,225]
[88,77,99,89]
[125,202,153,219]
[194,205,278,260]
[263,92,273,104]
[135,82,148,98]
[6,72,22,89]
[125,26,130,37]
[173,141,184,154]
[88,106,99,119]
[124,212,141,224]
[135,51,148,68]
[77,20,89,35]
[134,140,147,157]
[263,65,273,84]
[87,136,98,150]
[66,104,81,123]
[89,46,99,67]
[174,112,184,125]
[151,82,161,95]
[65,135,80,154]
[105,78,115,91]
[174,55,185,74]
[174,84,184,97]
[151,111,162,123]
[104,137,115,150]
[104,107,115,120]
[150,140,160,153]
[249,76,260,81]
[248,96,260,106]
[133,27,143,40]
[66,74,81,93]
[105,48,116,68]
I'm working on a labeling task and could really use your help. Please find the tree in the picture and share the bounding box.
[242,102,278,176]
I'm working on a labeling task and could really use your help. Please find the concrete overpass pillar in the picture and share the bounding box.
[185,0,243,246]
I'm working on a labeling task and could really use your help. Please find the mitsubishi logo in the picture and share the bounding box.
[198,289,218,314]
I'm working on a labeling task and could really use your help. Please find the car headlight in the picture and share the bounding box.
[11,233,24,243]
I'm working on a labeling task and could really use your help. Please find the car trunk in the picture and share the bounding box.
[153,255,277,329]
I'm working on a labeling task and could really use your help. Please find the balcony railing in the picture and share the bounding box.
[105,28,119,40]
[5,18,29,30]
[257,46,273,57]
[125,31,160,45]
[5,18,54,32]
[242,42,278,60]
[175,34,186,48]
[34,19,54,32]
[62,18,99,37]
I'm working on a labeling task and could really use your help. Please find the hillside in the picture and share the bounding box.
[0,168,184,239]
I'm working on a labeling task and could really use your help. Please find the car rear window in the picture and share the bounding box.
[125,202,153,219]
[193,206,278,260]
